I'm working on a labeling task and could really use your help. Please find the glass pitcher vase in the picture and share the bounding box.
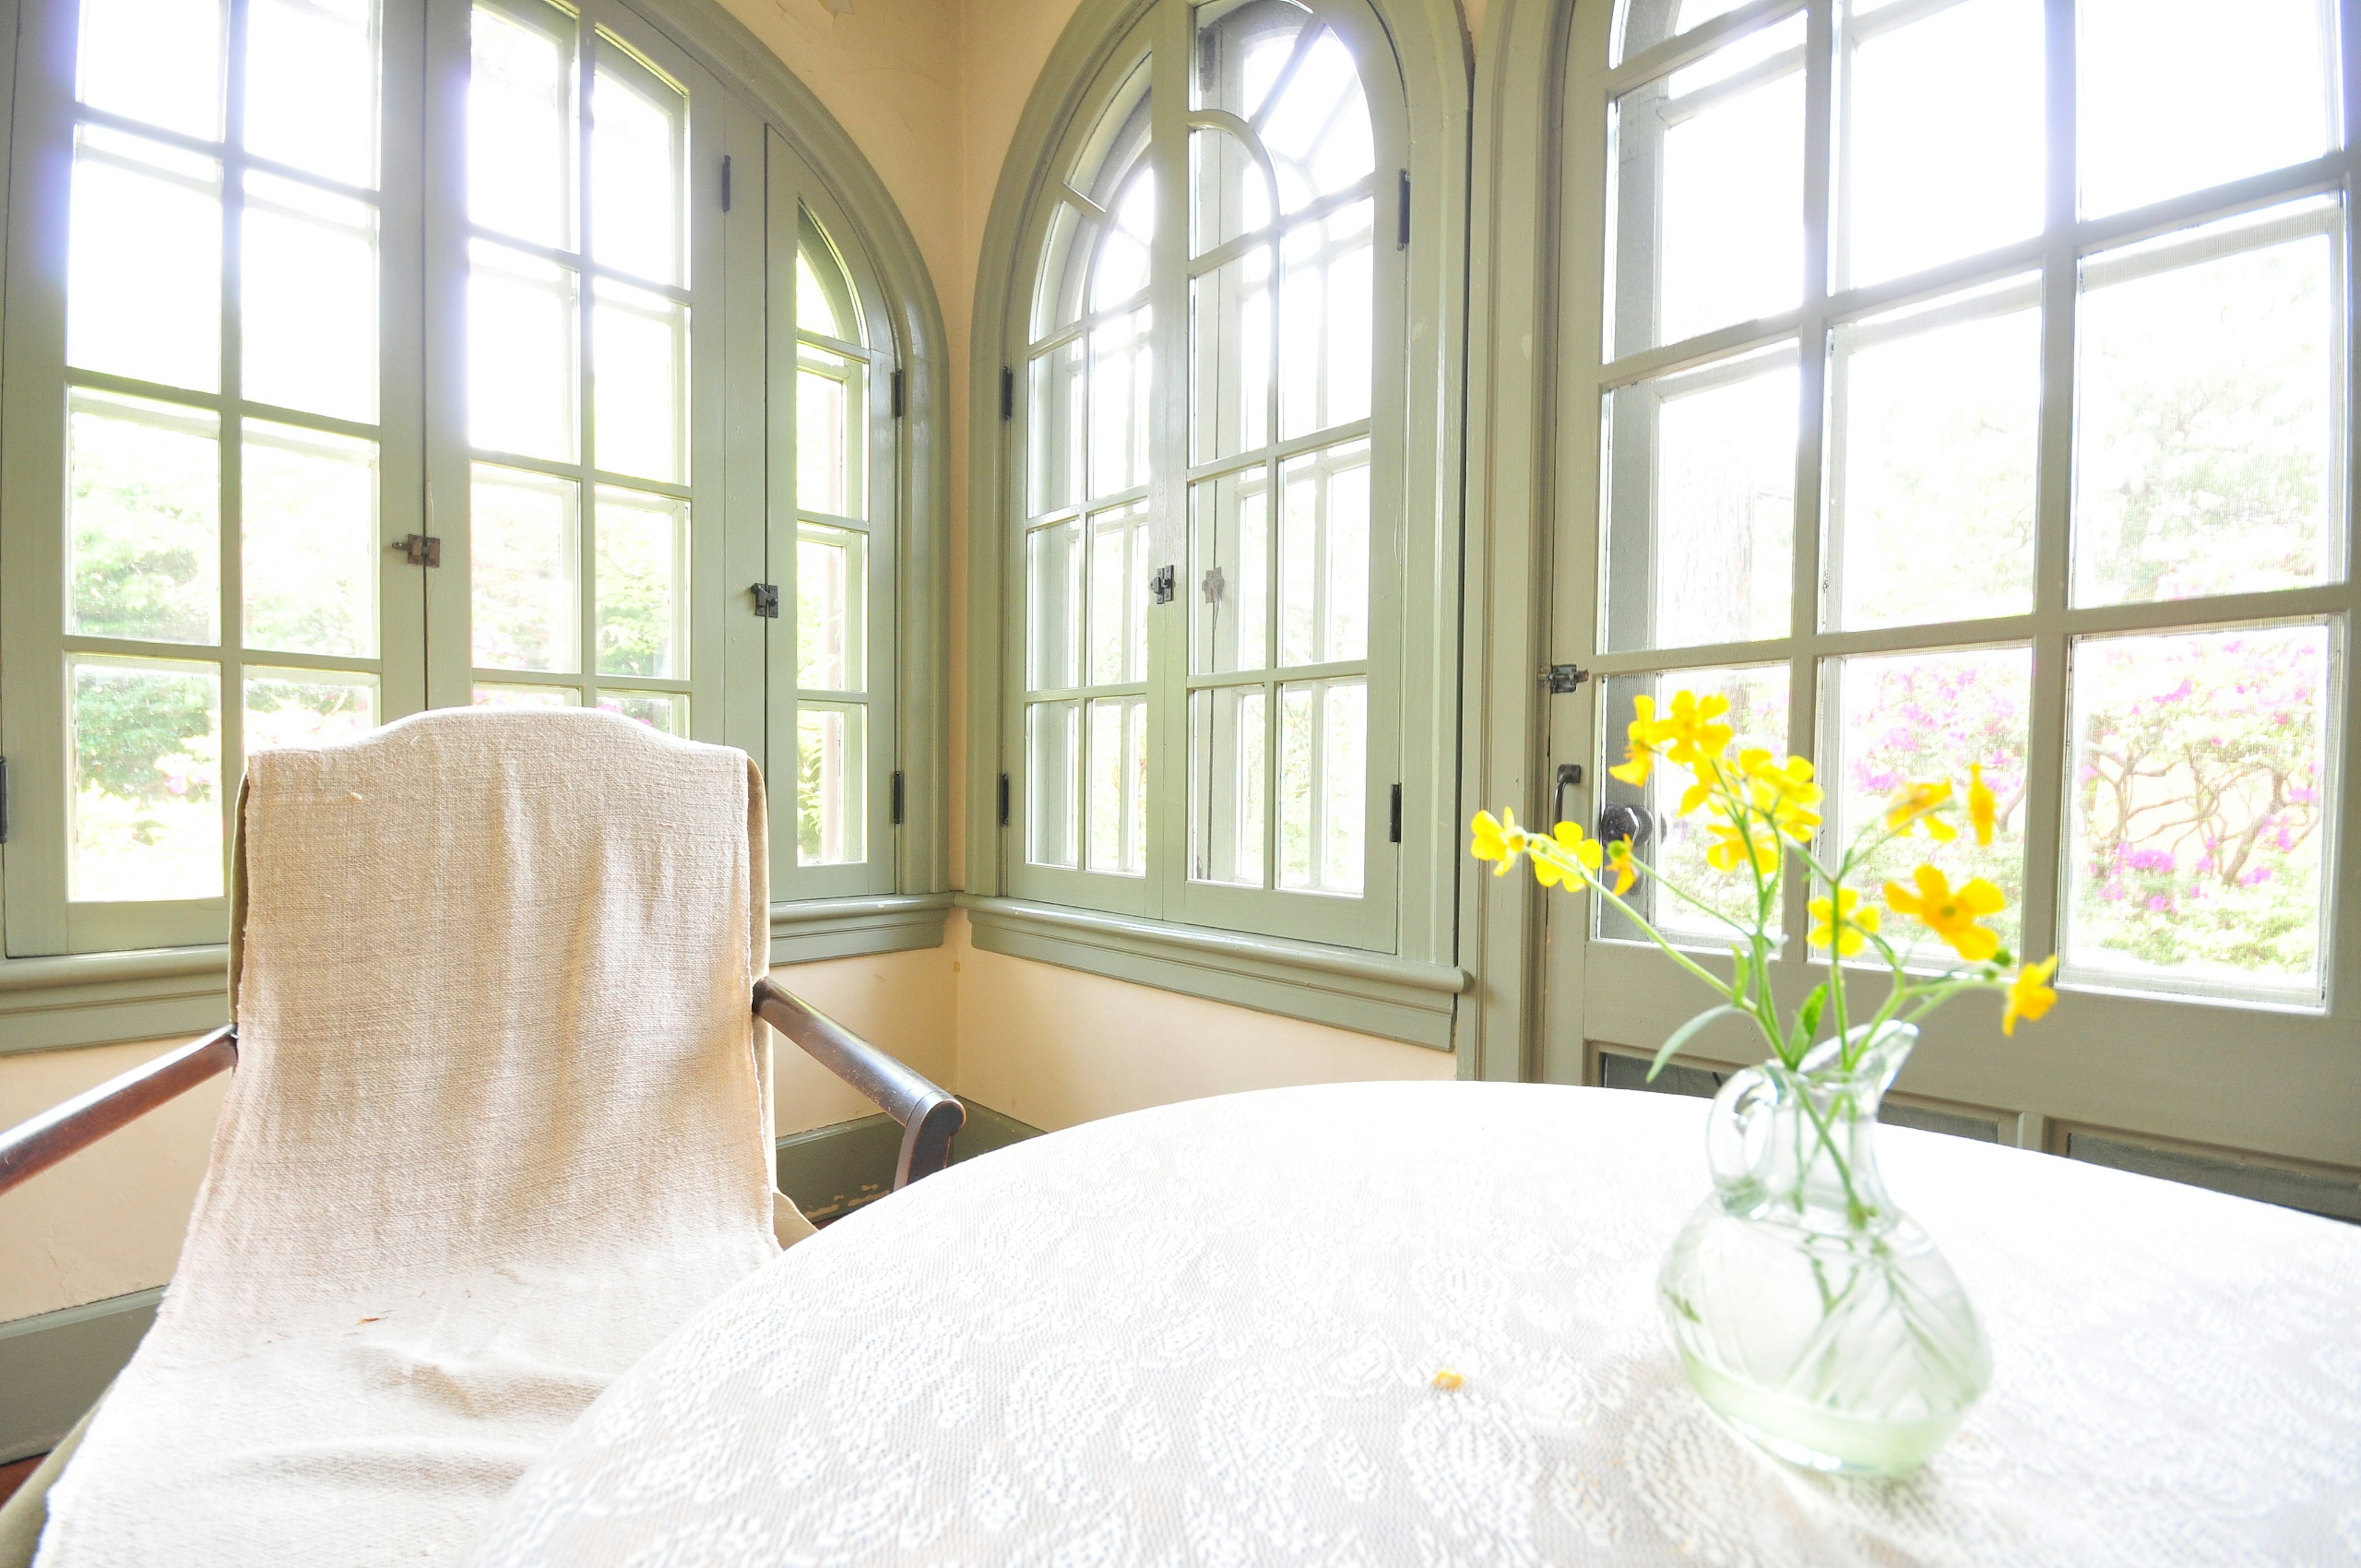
[1657,1022,1991,1475]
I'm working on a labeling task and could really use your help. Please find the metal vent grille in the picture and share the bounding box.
[1595,1048,2005,1145]
[2064,1131,2361,1225]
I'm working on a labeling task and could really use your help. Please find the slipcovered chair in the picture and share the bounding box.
[0,710,960,1567]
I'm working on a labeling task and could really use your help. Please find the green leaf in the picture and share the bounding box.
[1648,1004,1741,1081]
[1793,981,1830,1050]
[1728,947,1753,1009]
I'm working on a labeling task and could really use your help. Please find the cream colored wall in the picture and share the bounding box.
[946,914,1453,1131]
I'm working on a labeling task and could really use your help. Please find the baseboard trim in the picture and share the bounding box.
[777,1098,1042,1225]
[0,1286,162,1464]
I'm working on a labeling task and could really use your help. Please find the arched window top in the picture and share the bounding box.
[1192,1,1375,234]
[797,207,864,346]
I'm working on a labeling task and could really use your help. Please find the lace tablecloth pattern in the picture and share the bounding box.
[468,1081,2361,1566]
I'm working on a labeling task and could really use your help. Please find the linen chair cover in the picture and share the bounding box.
[32,709,797,1568]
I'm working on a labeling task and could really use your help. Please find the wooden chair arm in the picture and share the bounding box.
[753,979,965,1188]
[0,1027,238,1200]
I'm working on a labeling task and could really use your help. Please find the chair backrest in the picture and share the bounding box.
[182,707,776,1335]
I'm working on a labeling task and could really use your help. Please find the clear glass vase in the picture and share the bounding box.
[1657,1022,1991,1475]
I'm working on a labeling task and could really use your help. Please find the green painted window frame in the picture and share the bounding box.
[0,0,951,1052]
[964,0,1473,1048]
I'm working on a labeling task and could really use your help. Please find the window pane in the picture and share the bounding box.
[1259,26,1374,214]
[799,216,861,341]
[1032,199,1099,338]
[247,0,379,189]
[593,280,685,482]
[1278,199,1372,440]
[1278,676,1364,895]
[2066,624,2333,1007]
[1190,126,1275,256]
[469,241,579,461]
[242,172,379,422]
[1026,700,1080,868]
[1027,338,1085,516]
[1602,346,1795,653]
[1598,663,1789,944]
[243,421,378,658]
[471,464,579,672]
[598,690,682,733]
[590,47,684,287]
[1828,646,2032,961]
[1192,2,1307,117]
[70,658,222,902]
[1614,0,1754,64]
[1608,12,1805,357]
[1279,439,1370,667]
[77,0,224,140]
[1026,518,1083,691]
[1191,684,1267,887]
[1190,244,1273,463]
[68,391,219,645]
[2074,205,2342,608]
[2078,0,2333,219]
[1088,305,1152,497]
[796,702,866,865]
[1092,170,1155,311]
[1829,286,2039,630]
[470,0,575,249]
[1192,464,1271,675]
[797,344,863,517]
[593,486,684,678]
[1839,0,2043,288]
[244,667,376,761]
[1088,500,1149,685]
[474,683,579,707]
[1087,696,1148,875]
[797,523,866,692]
[68,127,221,393]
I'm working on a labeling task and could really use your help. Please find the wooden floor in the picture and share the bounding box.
[0,1453,42,1508]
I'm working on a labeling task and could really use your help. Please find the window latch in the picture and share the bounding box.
[1540,663,1588,694]
[1201,565,1225,604]
[751,583,780,619]
[392,534,441,568]
[1150,565,1176,604]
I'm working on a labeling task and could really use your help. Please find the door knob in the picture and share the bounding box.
[1598,802,1653,849]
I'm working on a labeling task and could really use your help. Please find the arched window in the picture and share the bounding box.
[0,0,938,992]
[1513,0,2358,1175]
[993,0,1433,961]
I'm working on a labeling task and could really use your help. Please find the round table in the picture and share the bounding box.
[467,1082,2361,1566]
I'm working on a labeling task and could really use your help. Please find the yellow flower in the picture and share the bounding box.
[1656,689,1734,765]
[1471,809,1532,876]
[2002,956,2058,1037]
[1807,887,1880,957]
[1604,836,1639,895]
[1677,751,1726,818]
[1885,780,1959,842]
[1883,865,2006,962]
[1704,820,1779,875]
[1968,764,1998,848]
[1532,822,1604,889]
[1607,695,1664,787]
[1744,752,1825,841]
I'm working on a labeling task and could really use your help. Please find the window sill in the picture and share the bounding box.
[955,895,1467,1050]
[0,946,231,1057]
[0,895,954,1057]
[771,893,953,965]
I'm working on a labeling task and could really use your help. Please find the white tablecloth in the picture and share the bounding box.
[467,1082,2361,1566]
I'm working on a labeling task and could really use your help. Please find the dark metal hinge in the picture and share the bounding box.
[1389,782,1402,844]
[890,368,905,419]
[721,154,732,212]
[1150,564,1176,604]
[1540,663,1588,694]
[1397,170,1410,249]
[393,534,441,568]
[999,366,1014,421]
[751,582,780,619]
[0,755,10,844]
[891,770,906,825]
[997,772,1011,826]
